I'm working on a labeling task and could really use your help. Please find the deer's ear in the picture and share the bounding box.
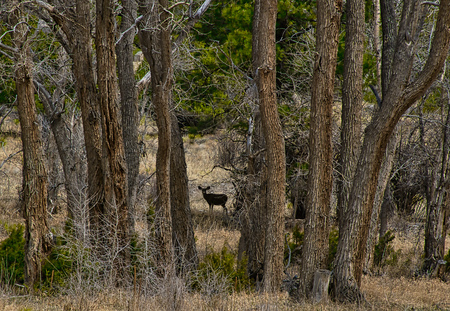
[206,186,211,190]
[198,186,202,190]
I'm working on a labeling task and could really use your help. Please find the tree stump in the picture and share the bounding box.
[312,269,331,303]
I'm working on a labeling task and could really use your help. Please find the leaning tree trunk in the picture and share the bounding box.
[11,8,53,287]
[299,0,342,299]
[253,0,286,293]
[362,0,399,273]
[364,128,399,271]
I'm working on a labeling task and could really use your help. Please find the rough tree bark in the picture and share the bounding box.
[336,0,364,235]
[170,114,198,272]
[334,0,364,298]
[253,0,286,293]
[10,5,53,287]
[96,0,130,276]
[138,0,174,268]
[299,0,342,299]
[117,0,139,236]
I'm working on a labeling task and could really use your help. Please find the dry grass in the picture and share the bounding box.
[1,127,450,310]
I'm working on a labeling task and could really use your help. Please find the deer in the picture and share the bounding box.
[198,186,228,217]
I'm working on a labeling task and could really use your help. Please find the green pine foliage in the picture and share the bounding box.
[195,243,251,293]
[0,224,25,285]
[374,230,401,268]
[284,226,339,270]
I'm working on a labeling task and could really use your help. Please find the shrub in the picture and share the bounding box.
[0,224,25,285]
[284,226,339,270]
[40,235,74,291]
[328,228,339,269]
[194,243,250,294]
[374,230,401,267]
[444,248,450,273]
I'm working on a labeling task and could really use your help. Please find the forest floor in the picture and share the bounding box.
[0,119,449,310]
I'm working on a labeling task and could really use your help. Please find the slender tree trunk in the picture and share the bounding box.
[336,0,364,233]
[362,0,401,273]
[35,80,87,238]
[253,0,286,293]
[373,0,381,90]
[11,8,53,287]
[237,100,267,284]
[334,0,364,299]
[138,0,174,269]
[423,89,450,272]
[380,0,397,95]
[96,0,130,276]
[117,0,139,235]
[364,129,399,271]
[299,0,342,299]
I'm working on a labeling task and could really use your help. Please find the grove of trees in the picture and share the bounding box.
[1,0,450,305]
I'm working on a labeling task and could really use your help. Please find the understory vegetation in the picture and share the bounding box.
[0,126,449,310]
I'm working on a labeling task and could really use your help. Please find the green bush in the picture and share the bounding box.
[444,248,450,272]
[374,230,401,267]
[328,228,339,269]
[0,224,25,285]
[284,226,339,270]
[40,235,73,291]
[195,243,250,293]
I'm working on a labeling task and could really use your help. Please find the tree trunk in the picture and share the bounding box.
[362,0,401,274]
[96,0,130,276]
[170,114,198,273]
[138,0,174,269]
[35,80,87,239]
[423,89,450,272]
[237,101,267,285]
[373,0,381,90]
[364,129,399,271]
[299,0,342,299]
[336,0,364,235]
[11,8,53,287]
[334,0,450,301]
[253,0,286,293]
[117,0,139,235]
[69,0,105,241]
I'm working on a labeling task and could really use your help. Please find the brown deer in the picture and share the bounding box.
[198,186,228,216]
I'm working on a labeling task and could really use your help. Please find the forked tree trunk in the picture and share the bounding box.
[334,0,450,302]
[253,0,286,292]
[299,0,342,299]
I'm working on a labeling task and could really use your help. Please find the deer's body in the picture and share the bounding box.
[198,186,228,216]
